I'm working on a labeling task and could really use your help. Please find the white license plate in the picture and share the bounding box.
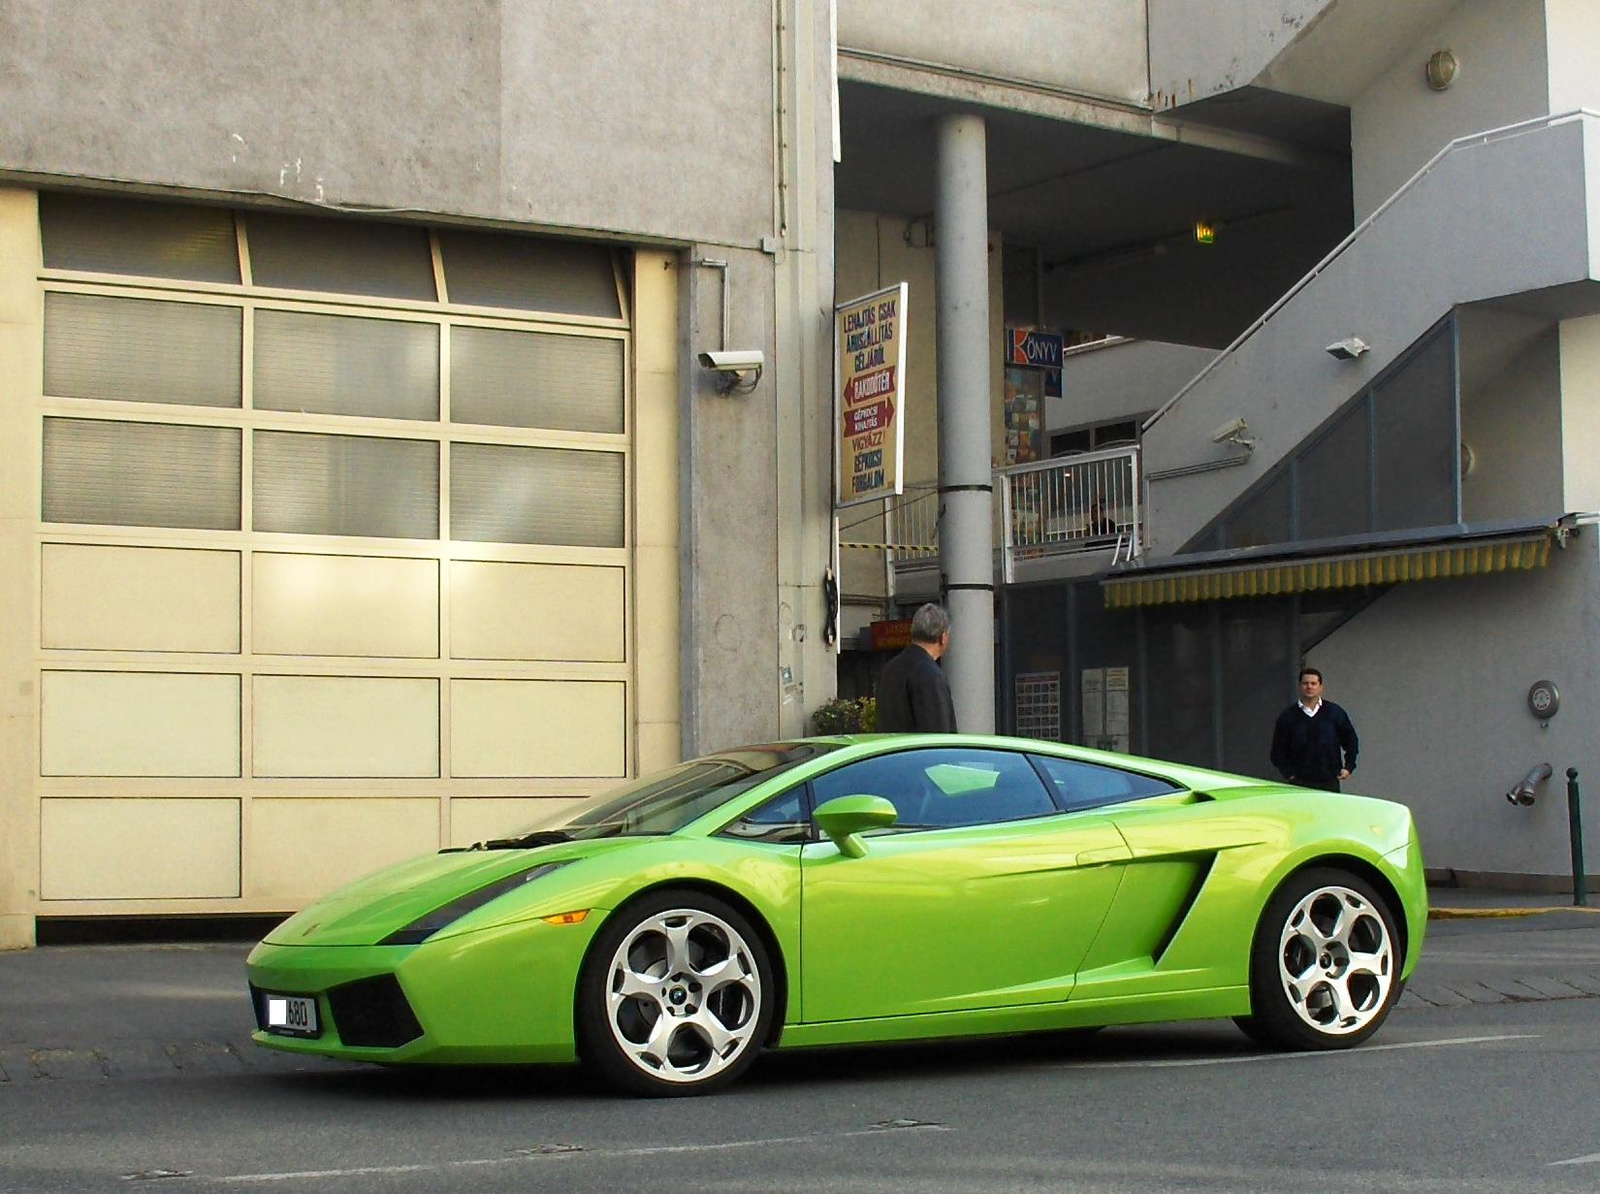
[265,994,320,1038]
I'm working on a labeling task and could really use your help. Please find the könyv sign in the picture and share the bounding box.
[835,283,908,508]
[1006,327,1064,369]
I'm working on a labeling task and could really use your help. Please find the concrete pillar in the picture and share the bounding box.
[934,113,996,733]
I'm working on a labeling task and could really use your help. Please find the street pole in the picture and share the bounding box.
[1568,767,1587,907]
[934,112,995,733]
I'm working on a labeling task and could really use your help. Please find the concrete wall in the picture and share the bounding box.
[682,246,782,750]
[1143,117,1595,555]
[1315,532,1600,880]
[1459,320,1562,525]
[1558,314,1600,515]
[1350,0,1549,221]
[1545,0,1600,113]
[0,0,778,248]
[1049,339,1215,435]
[1147,0,1332,107]
[836,0,1149,105]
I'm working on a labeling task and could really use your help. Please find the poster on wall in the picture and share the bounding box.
[1015,671,1062,741]
[1003,368,1043,465]
[1080,665,1131,752]
[835,282,908,509]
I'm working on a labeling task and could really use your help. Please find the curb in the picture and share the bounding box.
[1428,905,1600,920]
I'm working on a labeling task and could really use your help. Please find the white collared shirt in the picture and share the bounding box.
[1299,698,1322,717]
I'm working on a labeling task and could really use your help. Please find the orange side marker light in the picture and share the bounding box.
[542,909,591,926]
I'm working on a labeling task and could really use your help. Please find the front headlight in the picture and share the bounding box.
[381,862,569,945]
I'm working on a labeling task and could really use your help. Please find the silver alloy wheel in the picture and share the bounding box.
[603,907,763,1085]
[1277,884,1394,1036]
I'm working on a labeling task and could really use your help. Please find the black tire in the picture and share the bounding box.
[1230,1014,1272,1046]
[1239,867,1402,1051]
[575,889,775,1097]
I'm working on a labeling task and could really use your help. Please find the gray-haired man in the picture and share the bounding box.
[874,603,958,734]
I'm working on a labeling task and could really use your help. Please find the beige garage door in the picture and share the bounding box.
[31,193,645,913]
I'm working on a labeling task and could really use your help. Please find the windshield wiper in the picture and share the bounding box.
[441,829,574,853]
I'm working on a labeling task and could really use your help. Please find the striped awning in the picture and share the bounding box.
[1102,531,1553,610]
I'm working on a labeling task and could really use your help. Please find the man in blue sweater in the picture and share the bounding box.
[1270,667,1359,792]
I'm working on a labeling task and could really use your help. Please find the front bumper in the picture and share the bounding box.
[246,915,602,1065]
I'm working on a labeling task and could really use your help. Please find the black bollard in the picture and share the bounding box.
[1567,768,1587,908]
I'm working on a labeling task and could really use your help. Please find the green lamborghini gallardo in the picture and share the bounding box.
[247,734,1426,1095]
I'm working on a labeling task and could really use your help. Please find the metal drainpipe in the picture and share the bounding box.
[934,112,996,732]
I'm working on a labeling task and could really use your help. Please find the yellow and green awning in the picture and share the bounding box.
[1102,531,1553,610]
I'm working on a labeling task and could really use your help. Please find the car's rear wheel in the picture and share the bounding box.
[1237,867,1400,1050]
[576,889,774,1096]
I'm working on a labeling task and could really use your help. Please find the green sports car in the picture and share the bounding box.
[246,734,1426,1096]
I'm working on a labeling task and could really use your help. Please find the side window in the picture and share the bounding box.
[1031,755,1183,812]
[718,785,813,844]
[811,749,1056,831]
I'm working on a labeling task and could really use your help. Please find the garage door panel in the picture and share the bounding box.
[41,671,241,777]
[41,797,240,900]
[253,676,439,778]
[43,544,241,653]
[448,797,587,849]
[451,680,625,778]
[449,560,623,661]
[249,797,438,902]
[253,553,439,658]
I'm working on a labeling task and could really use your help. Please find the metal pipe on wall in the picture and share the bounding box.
[934,112,996,733]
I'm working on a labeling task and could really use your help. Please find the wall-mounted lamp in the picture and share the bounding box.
[698,349,764,395]
[1193,219,1218,245]
[1209,417,1256,451]
[1325,336,1370,361]
[1426,50,1459,91]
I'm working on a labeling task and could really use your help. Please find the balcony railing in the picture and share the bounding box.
[839,446,1142,583]
[997,445,1141,582]
[838,481,940,564]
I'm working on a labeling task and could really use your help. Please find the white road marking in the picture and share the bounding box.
[211,1125,951,1184]
[1069,1033,1538,1070]
[1550,1151,1600,1167]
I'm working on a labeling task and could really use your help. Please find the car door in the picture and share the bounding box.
[798,747,1131,1024]
[1030,753,1270,1001]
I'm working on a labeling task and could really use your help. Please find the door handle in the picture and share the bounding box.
[1075,846,1130,867]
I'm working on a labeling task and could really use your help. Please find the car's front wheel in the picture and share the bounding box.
[1237,867,1401,1050]
[576,889,774,1096]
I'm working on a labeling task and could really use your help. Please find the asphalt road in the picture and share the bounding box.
[3,914,1600,1193]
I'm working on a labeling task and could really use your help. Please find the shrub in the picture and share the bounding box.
[810,696,877,735]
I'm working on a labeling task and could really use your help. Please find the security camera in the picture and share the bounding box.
[697,349,764,394]
[1210,417,1248,444]
[698,349,764,372]
[1325,336,1370,361]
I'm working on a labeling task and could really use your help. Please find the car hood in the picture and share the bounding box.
[262,838,641,947]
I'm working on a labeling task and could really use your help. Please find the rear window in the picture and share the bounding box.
[1031,755,1183,812]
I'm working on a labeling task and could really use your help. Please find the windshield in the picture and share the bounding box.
[510,742,839,841]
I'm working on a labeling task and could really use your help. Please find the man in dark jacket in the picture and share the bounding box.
[874,603,958,734]
[1270,666,1359,792]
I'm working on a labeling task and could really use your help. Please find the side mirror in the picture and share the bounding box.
[813,795,898,858]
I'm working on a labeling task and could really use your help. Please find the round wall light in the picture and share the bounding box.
[1426,50,1459,91]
